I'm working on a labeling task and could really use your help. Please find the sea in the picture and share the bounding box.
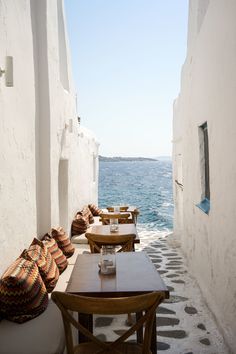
[98,160,173,234]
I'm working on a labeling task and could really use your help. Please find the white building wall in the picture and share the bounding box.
[0,0,37,275]
[0,0,98,275]
[173,0,236,351]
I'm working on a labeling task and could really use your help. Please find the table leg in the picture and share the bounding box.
[78,313,93,343]
[150,315,157,354]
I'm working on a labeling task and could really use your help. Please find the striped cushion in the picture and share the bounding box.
[43,235,68,274]
[52,227,75,258]
[82,206,94,224]
[88,204,103,216]
[71,213,89,236]
[0,257,48,323]
[21,238,59,292]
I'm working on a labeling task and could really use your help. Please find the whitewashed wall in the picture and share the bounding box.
[0,0,98,275]
[173,0,236,351]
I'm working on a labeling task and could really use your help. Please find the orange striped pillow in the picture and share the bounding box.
[43,235,68,274]
[52,227,75,258]
[88,204,103,216]
[21,238,59,292]
[0,257,48,323]
[71,213,89,236]
[82,206,94,224]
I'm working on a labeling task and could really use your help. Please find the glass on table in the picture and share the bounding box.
[100,245,116,275]
[110,218,119,232]
[113,206,120,212]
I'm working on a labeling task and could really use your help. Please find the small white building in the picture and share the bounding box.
[173,0,236,352]
[0,0,99,275]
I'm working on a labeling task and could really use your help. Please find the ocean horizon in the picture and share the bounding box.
[98,160,173,233]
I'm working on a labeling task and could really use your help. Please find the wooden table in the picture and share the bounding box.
[66,252,169,353]
[86,223,140,244]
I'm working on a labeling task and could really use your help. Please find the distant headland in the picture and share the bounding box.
[99,155,158,162]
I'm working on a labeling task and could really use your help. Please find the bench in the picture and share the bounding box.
[0,246,90,354]
[0,206,102,354]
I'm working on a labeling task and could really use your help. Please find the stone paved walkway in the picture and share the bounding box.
[94,229,229,354]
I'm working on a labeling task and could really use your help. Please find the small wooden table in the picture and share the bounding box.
[86,223,140,244]
[66,252,169,353]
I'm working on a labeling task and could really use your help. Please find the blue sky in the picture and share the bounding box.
[64,0,189,157]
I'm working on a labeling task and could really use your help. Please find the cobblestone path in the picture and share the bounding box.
[94,230,229,354]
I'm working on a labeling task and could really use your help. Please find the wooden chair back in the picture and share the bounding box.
[100,212,132,225]
[107,206,129,212]
[85,233,135,253]
[51,291,164,354]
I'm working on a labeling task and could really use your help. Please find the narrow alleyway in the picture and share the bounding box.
[94,230,229,354]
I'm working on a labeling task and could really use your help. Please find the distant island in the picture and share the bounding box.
[99,155,158,162]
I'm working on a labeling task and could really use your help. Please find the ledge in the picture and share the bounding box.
[196,198,210,214]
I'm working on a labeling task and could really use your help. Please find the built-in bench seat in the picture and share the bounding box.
[0,245,90,354]
[0,205,102,354]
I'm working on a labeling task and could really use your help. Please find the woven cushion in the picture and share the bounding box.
[21,238,59,293]
[43,235,68,274]
[0,257,48,323]
[82,206,94,224]
[88,204,103,216]
[71,213,89,236]
[52,227,75,258]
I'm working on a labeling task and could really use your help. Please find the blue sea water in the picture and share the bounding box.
[98,160,173,232]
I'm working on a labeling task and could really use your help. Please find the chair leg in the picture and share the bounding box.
[150,315,157,354]
[126,313,134,326]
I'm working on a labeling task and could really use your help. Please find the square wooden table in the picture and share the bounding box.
[86,223,140,244]
[66,251,169,353]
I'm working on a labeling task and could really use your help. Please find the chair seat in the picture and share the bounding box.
[74,341,151,354]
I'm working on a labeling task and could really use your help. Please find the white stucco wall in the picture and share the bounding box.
[0,0,37,275]
[173,0,236,351]
[0,0,99,275]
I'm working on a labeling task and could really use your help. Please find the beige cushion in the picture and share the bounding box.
[0,300,65,354]
[71,233,88,244]
[93,216,102,225]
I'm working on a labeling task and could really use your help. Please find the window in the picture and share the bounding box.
[197,122,210,214]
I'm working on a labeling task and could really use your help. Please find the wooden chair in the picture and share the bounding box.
[100,212,132,225]
[85,233,135,253]
[51,291,164,354]
[107,206,129,212]
[105,208,139,225]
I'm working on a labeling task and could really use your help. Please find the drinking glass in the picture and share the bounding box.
[110,218,119,232]
[100,245,116,275]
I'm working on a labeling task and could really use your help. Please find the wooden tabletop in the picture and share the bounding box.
[86,224,140,243]
[66,251,169,298]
